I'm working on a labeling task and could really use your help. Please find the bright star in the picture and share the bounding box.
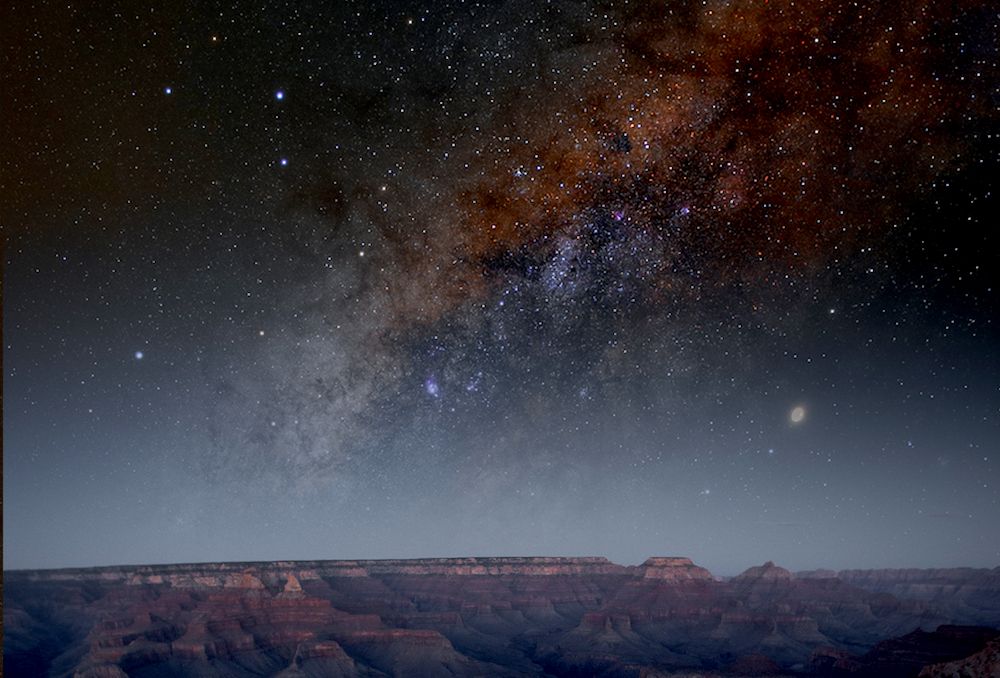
[275,90,284,100]
[134,351,144,360]
[164,87,172,95]
[280,158,288,166]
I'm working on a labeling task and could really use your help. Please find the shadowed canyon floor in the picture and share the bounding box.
[5,557,1000,677]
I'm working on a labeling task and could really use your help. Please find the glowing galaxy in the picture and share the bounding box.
[3,0,998,571]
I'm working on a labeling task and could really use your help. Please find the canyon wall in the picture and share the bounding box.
[6,557,999,677]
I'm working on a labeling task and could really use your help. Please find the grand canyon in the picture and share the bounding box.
[5,557,999,677]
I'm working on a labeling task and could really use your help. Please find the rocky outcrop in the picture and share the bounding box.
[638,557,715,581]
[735,562,794,583]
[918,638,1000,677]
[280,572,305,598]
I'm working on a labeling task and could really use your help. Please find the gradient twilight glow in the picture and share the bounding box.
[3,0,998,573]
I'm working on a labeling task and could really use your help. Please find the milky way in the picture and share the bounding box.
[4,0,999,571]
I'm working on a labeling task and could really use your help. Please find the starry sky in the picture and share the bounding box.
[3,0,999,573]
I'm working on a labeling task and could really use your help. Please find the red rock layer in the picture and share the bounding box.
[5,558,1000,677]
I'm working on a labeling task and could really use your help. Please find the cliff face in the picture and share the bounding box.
[5,557,1000,678]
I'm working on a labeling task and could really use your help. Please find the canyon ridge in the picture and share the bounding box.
[5,556,1000,677]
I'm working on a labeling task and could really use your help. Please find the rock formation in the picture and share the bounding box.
[5,557,1000,677]
[918,638,1000,677]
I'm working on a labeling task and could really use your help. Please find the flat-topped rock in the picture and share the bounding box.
[6,556,632,581]
[638,556,714,580]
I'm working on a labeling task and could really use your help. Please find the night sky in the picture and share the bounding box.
[3,0,999,573]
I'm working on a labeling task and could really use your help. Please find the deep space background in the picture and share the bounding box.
[3,0,999,573]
